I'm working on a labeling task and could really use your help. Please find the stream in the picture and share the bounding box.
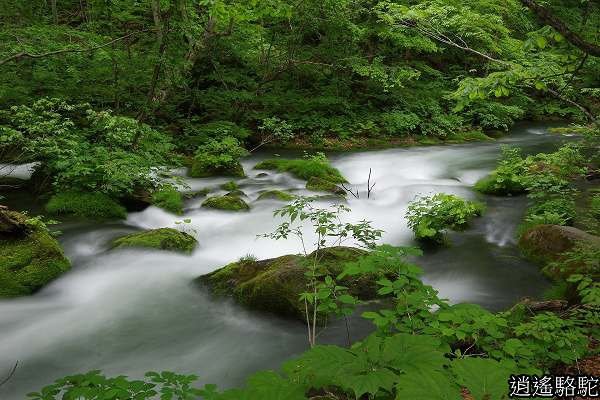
[0,123,569,398]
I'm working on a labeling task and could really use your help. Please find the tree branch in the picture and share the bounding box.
[0,361,18,387]
[520,0,600,57]
[0,29,152,66]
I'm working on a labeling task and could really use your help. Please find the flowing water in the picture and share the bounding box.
[0,123,569,398]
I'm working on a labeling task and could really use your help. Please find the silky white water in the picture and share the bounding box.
[0,123,565,398]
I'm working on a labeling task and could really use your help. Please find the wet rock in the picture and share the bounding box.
[112,228,197,253]
[202,195,250,211]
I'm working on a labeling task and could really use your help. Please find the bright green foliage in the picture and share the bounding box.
[220,181,239,191]
[181,121,251,152]
[202,195,250,211]
[475,146,527,195]
[0,214,70,297]
[406,193,485,242]
[112,228,197,254]
[254,154,346,184]
[0,98,174,196]
[45,191,127,220]
[151,185,184,215]
[190,137,247,178]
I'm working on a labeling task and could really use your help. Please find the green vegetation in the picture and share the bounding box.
[151,185,184,215]
[45,191,127,220]
[112,228,197,254]
[406,193,485,243]
[256,190,295,201]
[475,146,527,195]
[305,177,346,195]
[254,154,346,184]
[219,181,239,191]
[202,195,250,211]
[189,137,247,178]
[0,212,70,297]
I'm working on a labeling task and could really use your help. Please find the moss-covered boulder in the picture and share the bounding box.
[189,161,245,178]
[519,224,600,267]
[151,185,184,215]
[254,158,346,184]
[197,246,377,320]
[306,177,346,195]
[0,209,71,297]
[46,191,127,219]
[220,181,239,191]
[202,195,250,211]
[257,190,295,201]
[226,189,246,197]
[474,173,526,196]
[112,228,197,253]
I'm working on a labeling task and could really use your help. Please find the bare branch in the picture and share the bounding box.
[0,361,18,387]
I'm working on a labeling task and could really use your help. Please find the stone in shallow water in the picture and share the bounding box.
[112,228,198,253]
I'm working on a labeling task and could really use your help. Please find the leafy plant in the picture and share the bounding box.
[406,193,485,243]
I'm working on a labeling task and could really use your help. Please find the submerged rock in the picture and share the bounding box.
[197,246,377,321]
[256,190,295,201]
[202,195,250,211]
[0,208,71,297]
[112,228,197,253]
[306,177,346,195]
[519,224,600,266]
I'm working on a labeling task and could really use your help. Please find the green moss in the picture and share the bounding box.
[220,181,239,191]
[257,190,295,201]
[474,173,527,196]
[202,195,250,211]
[184,188,211,199]
[305,177,346,195]
[0,227,71,297]
[225,189,246,197]
[198,246,373,321]
[112,228,197,253]
[46,191,127,219]
[151,185,184,214]
[254,158,346,183]
[189,160,245,178]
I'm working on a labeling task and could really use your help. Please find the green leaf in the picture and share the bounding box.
[395,371,462,400]
[451,358,514,400]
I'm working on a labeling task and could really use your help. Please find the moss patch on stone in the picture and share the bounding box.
[220,181,239,191]
[197,246,376,321]
[254,158,346,183]
[112,228,197,253]
[257,190,295,201]
[46,191,127,219]
[0,221,71,297]
[202,195,250,211]
[189,161,245,178]
[306,177,346,195]
[151,185,184,214]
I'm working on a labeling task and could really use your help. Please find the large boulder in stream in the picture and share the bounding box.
[112,228,198,253]
[519,224,600,277]
[197,246,378,321]
[0,207,71,297]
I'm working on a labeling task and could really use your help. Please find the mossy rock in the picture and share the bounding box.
[474,173,526,196]
[184,188,211,199]
[112,228,197,253]
[257,190,295,201]
[306,177,346,195]
[220,181,239,191]
[254,158,346,183]
[151,185,184,215]
[226,189,246,197]
[189,161,245,178]
[46,191,127,220]
[202,195,250,211]
[0,211,71,297]
[519,224,600,276]
[197,246,377,321]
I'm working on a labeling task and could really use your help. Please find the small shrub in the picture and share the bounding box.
[190,136,248,178]
[406,193,485,243]
[220,181,239,191]
[238,253,258,263]
[474,146,527,195]
[590,194,600,219]
[46,192,127,219]
[151,185,184,215]
[527,197,576,225]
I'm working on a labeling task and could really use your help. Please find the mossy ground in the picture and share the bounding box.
[112,228,197,253]
[198,246,376,321]
[189,161,245,178]
[46,191,127,219]
[253,158,346,184]
[202,195,250,211]
[305,177,346,195]
[0,228,71,297]
[256,190,295,201]
[151,185,184,214]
